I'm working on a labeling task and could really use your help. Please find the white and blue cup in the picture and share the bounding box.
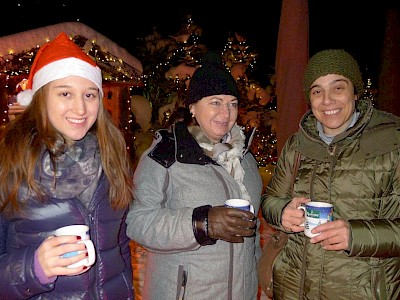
[224,199,254,214]
[54,225,96,268]
[298,202,333,238]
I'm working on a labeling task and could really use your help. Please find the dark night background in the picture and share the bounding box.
[1,1,398,86]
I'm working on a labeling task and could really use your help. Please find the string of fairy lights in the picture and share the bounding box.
[0,34,141,84]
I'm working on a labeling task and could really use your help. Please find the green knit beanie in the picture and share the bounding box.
[303,49,364,102]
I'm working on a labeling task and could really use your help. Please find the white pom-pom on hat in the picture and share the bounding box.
[16,89,33,106]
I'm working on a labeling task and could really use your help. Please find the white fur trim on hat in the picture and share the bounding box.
[17,57,103,106]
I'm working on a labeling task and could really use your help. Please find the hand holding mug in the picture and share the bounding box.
[36,227,95,278]
[309,219,351,251]
[281,197,310,232]
[297,201,333,238]
[208,202,256,243]
[54,225,96,269]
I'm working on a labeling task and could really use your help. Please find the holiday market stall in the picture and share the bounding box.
[0,21,143,159]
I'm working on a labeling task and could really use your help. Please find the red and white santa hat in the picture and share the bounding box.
[17,32,103,106]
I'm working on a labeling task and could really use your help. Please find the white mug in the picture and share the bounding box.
[54,225,96,268]
[225,199,255,214]
[298,202,333,238]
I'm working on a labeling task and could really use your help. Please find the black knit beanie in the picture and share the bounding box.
[303,49,364,103]
[186,51,240,107]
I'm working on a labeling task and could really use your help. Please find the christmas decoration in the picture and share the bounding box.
[362,77,376,105]
[134,15,278,167]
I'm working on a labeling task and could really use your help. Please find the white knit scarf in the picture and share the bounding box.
[188,123,251,201]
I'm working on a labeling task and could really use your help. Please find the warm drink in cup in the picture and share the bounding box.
[298,202,333,238]
[54,225,96,268]
[225,199,255,214]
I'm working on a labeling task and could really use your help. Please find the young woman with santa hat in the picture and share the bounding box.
[0,32,134,299]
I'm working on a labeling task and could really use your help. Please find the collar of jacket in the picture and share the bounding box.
[148,122,254,168]
[174,122,217,165]
[147,122,216,168]
[300,98,373,143]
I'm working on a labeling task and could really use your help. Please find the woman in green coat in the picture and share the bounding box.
[261,49,400,299]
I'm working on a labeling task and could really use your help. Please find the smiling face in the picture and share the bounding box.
[190,94,238,143]
[46,75,100,141]
[309,74,358,136]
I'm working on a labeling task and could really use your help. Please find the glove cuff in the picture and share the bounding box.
[192,205,217,246]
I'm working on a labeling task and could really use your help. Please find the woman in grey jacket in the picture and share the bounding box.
[261,49,400,299]
[126,52,263,300]
[0,32,134,299]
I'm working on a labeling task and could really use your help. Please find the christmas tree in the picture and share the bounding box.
[133,15,278,167]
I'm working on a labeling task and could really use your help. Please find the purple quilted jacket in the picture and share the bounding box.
[0,174,134,299]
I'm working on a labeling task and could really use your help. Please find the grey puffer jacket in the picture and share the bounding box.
[0,174,134,299]
[126,123,263,300]
[261,98,400,300]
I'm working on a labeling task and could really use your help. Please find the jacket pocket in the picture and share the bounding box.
[176,265,187,300]
[371,264,388,300]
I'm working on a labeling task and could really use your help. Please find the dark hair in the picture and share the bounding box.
[166,107,193,127]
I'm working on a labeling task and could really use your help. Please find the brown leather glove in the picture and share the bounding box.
[208,206,256,243]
